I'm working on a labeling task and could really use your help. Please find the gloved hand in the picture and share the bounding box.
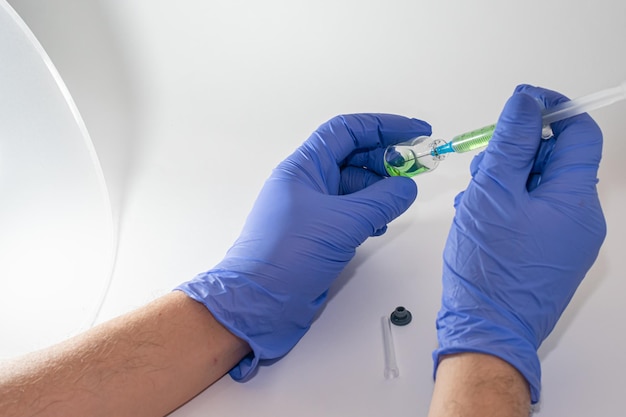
[177,114,431,380]
[433,85,606,403]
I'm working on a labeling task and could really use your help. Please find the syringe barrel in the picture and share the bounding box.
[450,123,496,153]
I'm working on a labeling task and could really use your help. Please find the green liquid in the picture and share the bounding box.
[384,157,432,178]
[451,123,496,153]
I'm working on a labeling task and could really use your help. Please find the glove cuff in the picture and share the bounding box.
[175,269,311,381]
[433,311,541,404]
[174,283,262,381]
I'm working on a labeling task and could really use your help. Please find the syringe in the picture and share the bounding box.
[384,81,626,178]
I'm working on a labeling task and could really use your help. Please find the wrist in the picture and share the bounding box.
[176,269,314,380]
[428,353,531,417]
[434,307,541,403]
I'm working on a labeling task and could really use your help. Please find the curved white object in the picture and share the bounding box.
[0,1,115,359]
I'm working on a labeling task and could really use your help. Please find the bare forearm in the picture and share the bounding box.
[0,291,250,417]
[428,353,531,417]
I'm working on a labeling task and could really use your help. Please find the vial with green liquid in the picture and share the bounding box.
[384,124,496,178]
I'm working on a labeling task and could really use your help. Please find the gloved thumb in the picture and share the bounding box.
[344,176,417,237]
[477,92,543,190]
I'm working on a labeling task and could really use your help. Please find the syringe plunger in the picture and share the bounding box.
[541,81,626,124]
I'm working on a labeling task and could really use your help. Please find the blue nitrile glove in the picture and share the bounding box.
[433,85,606,403]
[177,113,431,380]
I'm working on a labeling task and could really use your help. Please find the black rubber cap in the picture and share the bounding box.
[390,306,412,326]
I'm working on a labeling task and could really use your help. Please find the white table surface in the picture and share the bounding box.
[6,0,626,415]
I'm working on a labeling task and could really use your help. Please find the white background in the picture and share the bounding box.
[6,0,626,415]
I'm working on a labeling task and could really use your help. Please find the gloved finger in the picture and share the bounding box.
[515,84,570,109]
[510,85,571,191]
[515,84,603,192]
[339,166,385,195]
[535,114,603,195]
[514,84,571,137]
[469,151,486,177]
[341,176,417,242]
[372,225,388,236]
[525,136,557,191]
[453,190,465,209]
[307,113,431,168]
[474,91,543,192]
[343,147,390,177]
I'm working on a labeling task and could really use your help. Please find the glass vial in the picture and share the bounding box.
[384,136,446,178]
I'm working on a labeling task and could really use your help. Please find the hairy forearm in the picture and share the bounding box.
[0,291,250,417]
[428,353,531,417]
